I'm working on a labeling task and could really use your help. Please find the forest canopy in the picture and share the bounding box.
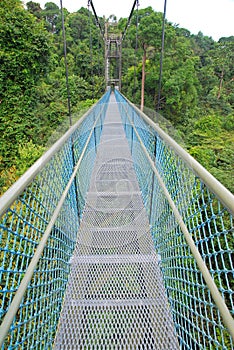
[0,0,233,194]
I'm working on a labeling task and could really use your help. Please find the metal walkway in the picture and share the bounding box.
[54,95,179,348]
[1,91,234,349]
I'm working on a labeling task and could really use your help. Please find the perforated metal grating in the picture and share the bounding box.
[54,94,179,349]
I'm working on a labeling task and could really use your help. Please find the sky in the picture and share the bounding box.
[27,0,234,41]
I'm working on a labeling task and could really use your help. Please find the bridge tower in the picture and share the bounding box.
[105,22,122,90]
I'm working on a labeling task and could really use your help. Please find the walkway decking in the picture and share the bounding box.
[54,95,179,349]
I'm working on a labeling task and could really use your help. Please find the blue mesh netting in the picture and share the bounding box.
[1,90,233,349]
[0,92,110,349]
[116,90,234,349]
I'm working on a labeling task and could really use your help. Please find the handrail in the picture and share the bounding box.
[119,94,234,216]
[120,100,234,341]
[0,101,106,347]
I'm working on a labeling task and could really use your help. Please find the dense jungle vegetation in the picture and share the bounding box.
[0,0,233,194]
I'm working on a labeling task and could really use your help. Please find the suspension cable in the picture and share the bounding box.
[122,0,138,41]
[97,34,101,76]
[88,1,94,100]
[60,0,80,221]
[134,0,139,99]
[60,0,72,126]
[88,0,105,40]
[124,30,129,88]
[157,0,167,112]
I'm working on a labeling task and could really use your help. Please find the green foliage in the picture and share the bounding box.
[42,1,60,33]
[0,1,105,193]
[120,7,233,192]
[0,4,233,349]
[26,1,42,19]
[187,115,234,192]
[0,2,233,195]
[15,140,45,176]
[0,0,51,172]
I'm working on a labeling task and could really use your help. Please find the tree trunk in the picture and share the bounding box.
[140,44,147,111]
[217,68,224,99]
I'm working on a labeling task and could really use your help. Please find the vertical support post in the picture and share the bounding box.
[105,22,122,90]
[93,111,97,153]
[118,37,122,91]
[71,138,81,225]
[157,0,167,112]
[60,0,80,222]
[140,44,147,111]
[131,109,135,154]
[105,22,109,89]
[94,127,97,153]
[149,134,157,225]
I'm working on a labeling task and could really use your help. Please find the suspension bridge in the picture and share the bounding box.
[0,1,234,349]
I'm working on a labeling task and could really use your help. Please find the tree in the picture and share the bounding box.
[125,7,164,109]
[26,1,42,19]
[0,0,51,170]
[187,115,234,193]
[1,2,233,195]
[195,37,234,114]
[42,1,60,33]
